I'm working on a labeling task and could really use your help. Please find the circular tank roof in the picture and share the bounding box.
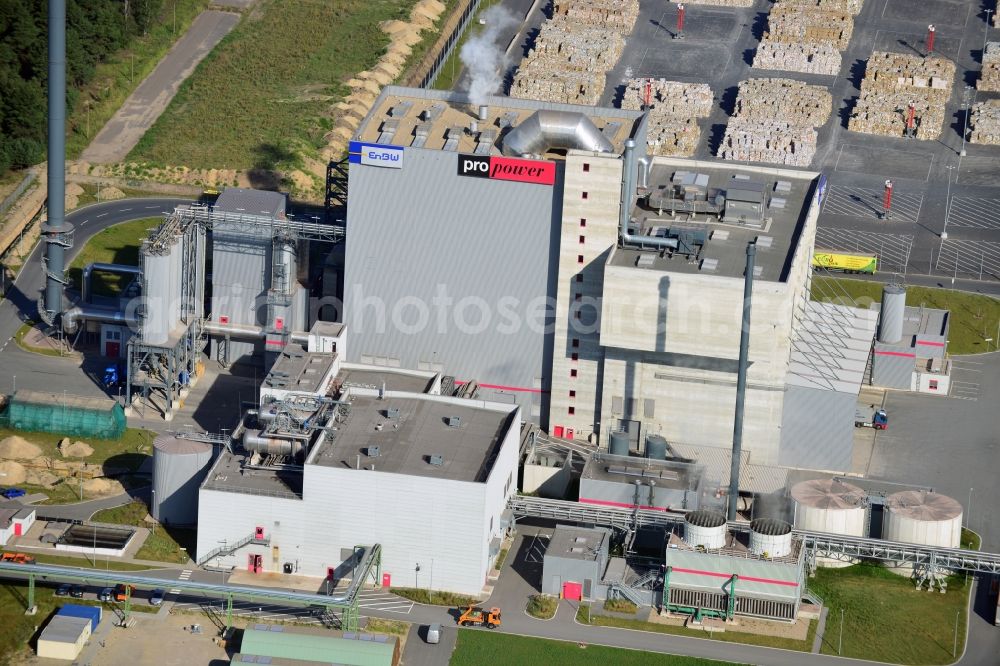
[154,435,212,455]
[686,509,727,528]
[750,518,792,536]
[791,479,866,510]
[887,491,962,521]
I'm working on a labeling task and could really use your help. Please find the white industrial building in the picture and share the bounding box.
[195,376,519,595]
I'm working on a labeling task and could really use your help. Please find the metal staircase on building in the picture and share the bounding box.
[608,581,645,606]
[198,532,271,565]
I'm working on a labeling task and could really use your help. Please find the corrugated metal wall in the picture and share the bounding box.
[210,223,269,361]
[344,148,562,419]
[778,386,856,471]
[872,350,914,389]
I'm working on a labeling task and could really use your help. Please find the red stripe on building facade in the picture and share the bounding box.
[916,340,945,347]
[874,350,915,358]
[454,380,545,394]
[669,567,799,588]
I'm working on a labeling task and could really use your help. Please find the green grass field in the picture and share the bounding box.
[808,563,971,664]
[66,218,160,297]
[129,0,428,172]
[390,587,476,607]
[526,594,558,619]
[576,605,816,652]
[92,500,195,564]
[67,0,209,159]
[811,277,1000,355]
[450,631,745,666]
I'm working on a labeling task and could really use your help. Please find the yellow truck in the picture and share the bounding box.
[811,250,877,274]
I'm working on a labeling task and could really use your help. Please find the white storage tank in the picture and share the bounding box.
[750,518,793,558]
[884,490,962,548]
[791,479,867,536]
[152,435,215,525]
[684,509,727,550]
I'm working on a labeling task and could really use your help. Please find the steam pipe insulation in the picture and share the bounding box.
[62,306,138,334]
[637,155,650,189]
[727,243,756,521]
[202,320,309,344]
[619,140,677,251]
[243,430,305,457]
[501,110,614,156]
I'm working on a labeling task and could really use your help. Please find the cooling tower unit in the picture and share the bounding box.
[749,518,793,558]
[878,285,906,344]
[645,434,668,460]
[683,509,728,550]
[152,436,214,525]
[609,430,630,457]
[791,479,867,536]
[884,490,962,548]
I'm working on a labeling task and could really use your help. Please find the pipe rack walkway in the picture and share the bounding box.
[509,496,1000,574]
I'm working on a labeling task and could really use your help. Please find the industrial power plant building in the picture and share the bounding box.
[344,86,875,472]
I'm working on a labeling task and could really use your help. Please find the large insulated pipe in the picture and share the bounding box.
[202,320,310,344]
[243,429,305,457]
[619,140,677,251]
[41,0,72,322]
[728,243,756,521]
[62,305,139,334]
[501,110,614,156]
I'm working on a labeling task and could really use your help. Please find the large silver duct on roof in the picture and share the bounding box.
[62,305,139,334]
[501,110,614,156]
[619,140,676,251]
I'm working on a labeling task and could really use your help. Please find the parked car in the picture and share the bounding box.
[99,587,114,602]
[69,585,85,598]
[150,589,165,606]
[55,583,71,597]
[1,488,26,499]
[425,623,441,644]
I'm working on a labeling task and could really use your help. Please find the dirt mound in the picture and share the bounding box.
[58,438,95,458]
[0,460,26,485]
[65,182,85,196]
[83,477,123,496]
[100,186,126,200]
[0,436,42,460]
[25,469,59,488]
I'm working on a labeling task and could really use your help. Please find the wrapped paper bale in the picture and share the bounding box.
[511,67,605,105]
[979,42,1000,92]
[733,78,832,127]
[753,39,842,75]
[969,99,1000,145]
[775,0,864,15]
[719,118,818,166]
[849,94,943,140]
[525,21,625,71]
[765,5,855,50]
[554,0,640,34]
[621,79,714,157]
[668,0,755,6]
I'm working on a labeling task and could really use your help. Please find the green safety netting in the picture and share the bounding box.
[0,390,126,440]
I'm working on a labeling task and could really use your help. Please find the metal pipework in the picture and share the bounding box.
[502,110,614,156]
[619,140,677,251]
[243,429,305,457]
[41,0,72,322]
[201,320,309,344]
[62,305,138,334]
[728,243,756,521]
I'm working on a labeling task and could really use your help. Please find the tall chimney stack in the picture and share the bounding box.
[728,243,756,521]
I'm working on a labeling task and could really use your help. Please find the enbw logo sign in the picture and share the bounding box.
[349,141,404,169]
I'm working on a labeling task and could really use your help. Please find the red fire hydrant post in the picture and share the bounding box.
[675,3,686,39]
[927,24,936,55]
[882,179,894,220]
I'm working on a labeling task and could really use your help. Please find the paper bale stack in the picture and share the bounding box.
[775,0,864,15]
[969,99,1000,145]
[621,79,714,156]
[979,42,1000,92]
[764,5,854,50]
[753,40,842,75]
[511,0,638,105]
[848,51,956,140]
[719,78,832,166]
[669,0,754,7]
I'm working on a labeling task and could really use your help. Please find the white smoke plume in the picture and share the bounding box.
[459,6,518,105]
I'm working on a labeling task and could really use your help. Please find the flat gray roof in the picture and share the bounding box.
[39,614,90,643]
[311,395,515,482]
[215,187,287,217]
[547,525,608,562]
[902,305,949,339]
[612,162,817,281]
[582,452,700,491]
[264,344,337,394]
[357,85,642,155]
[0,508,18,529]
[201,447,303,499]
[336,367,433,394]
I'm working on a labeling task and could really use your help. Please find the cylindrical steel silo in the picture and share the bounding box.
[791,479,867,536]
[645,434,668,460]
[152,435,214,525]
[878,285,906,344]
[609,430,630,456]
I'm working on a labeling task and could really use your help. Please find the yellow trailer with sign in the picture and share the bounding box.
[811,250,877,274]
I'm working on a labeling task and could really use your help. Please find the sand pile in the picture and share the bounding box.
[0,460,27,485]
[83,477,124,496]
[100,186,126,200]
[58,438,95,458]
[25,469,60,488]
[0,436,42,460]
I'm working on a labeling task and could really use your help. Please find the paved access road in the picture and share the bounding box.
[80,10,240,163]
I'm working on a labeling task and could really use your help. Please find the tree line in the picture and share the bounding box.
[0,0,163,175]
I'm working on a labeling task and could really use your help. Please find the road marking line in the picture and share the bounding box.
[96,213,107,217]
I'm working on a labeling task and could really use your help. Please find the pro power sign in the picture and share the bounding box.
[349,141,403,169]
[457,154,555,186]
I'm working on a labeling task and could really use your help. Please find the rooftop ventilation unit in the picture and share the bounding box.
[700,258,719,272]
[502,110,614,156]
[421,103,444,122]
[445,416,461,428]
[377,119,399,144]
[388,101,412,118]
[412,122,433,148]
[475,129,497,155]
[385,407,400,419]
[753,265,763,278]
[636,254,656,268]
[774,180,792,194]
[366,446,380,457]
[428,455,444,466]
[755,235,774,249]
[443,127,463,152]
[711,229,730,241]
[499,111,519,129]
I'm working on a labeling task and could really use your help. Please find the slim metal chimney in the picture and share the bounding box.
[728,243,756,521]
[40,0,73,324]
